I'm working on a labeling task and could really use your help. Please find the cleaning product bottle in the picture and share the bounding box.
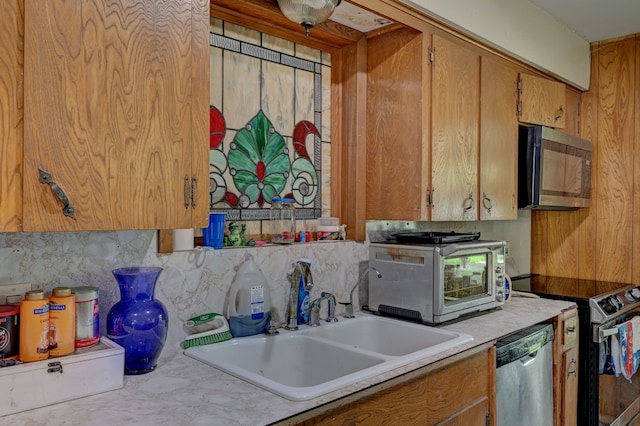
[295,259,312,325]
[227,253,272,337]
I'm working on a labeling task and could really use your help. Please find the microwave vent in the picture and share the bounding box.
[378,304,423,323]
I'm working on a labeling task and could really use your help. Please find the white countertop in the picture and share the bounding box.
[3,297,575,426]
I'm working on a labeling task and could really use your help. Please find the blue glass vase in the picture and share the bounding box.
[107,267,168,375]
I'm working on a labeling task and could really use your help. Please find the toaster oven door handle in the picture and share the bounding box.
[440,244,460,257]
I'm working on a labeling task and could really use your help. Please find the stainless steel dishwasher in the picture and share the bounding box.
[496,323,554,426]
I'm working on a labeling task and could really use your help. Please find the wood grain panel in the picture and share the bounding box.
[634,35,640,284]
[438,399,489,426]
[0,0,23,232]
[23,0,203,231]
[337,40,368,241]
[297,349,491,425]
[519,73,567,128]
[547,210,581,278]
[191,0,210,228]
[431,35,480,221]
[366,27,426,220]
[564,89,582,136]
[531,210,549,276]
[563,347,579,426]
[595,37,635,282]
[479,56,518,220]
[577,45,599,280]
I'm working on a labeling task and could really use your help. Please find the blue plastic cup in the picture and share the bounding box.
[202,212,227,249]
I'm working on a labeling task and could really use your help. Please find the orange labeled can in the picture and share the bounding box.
[49,287,76,357]
[19,290,50,362]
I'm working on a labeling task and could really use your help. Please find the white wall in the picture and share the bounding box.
[398,0,591,90]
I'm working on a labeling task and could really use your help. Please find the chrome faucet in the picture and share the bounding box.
[309,292,338,326]
[341,267,381,318]
[285,261,314,330]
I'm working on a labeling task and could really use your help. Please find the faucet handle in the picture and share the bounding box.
[321,292,338,323]
[339,302,355,318]
[264,320,279,336]
[309,303,321,326]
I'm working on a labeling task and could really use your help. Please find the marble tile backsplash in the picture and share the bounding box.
[0,231,368,364]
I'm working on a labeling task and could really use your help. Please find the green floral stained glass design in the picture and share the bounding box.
[229,111,291,208]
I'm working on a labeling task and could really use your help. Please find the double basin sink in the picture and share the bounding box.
[184,314,473,401]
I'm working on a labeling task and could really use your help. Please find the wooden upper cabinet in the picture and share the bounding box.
[431,35,480,221]
[518,73,567,128]
[0,0,23,233]
[21,0,209,232]
[365,28,428,221]
[479,57,519,220]
[564,88,582,137]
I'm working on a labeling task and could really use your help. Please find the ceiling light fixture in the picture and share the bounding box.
[276,0,342,37]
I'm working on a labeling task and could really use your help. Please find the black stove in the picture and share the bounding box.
[510,274,639,323]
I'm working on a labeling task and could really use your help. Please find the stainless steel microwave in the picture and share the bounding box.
[518,125,592,210]
[368,240,506,325]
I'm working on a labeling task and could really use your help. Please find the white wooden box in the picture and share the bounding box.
[0,337,124,416]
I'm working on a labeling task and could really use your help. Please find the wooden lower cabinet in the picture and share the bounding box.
[292,346,494,426]
[553,308,579,426]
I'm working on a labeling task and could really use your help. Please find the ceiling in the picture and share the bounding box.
[526,0,640,42]
[331,1,640,43]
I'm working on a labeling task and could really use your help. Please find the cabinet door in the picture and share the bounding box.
[0,0,23,232]
[431,35,480,221]
[366,28,428,221]
[518,73,566,128]
[437,398,489,426]
[297,348,493,425]
[479,57,518,220]
[22,0,209,232]
[563,347,579,426]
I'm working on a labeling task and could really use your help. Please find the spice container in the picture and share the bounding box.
[71,286,100,348]
[19,290,49,362]
[0,304,20,360]
[49,287,76,357]
[269,197,296,244]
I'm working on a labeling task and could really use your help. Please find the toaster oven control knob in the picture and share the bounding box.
[496,276,505,287]
[496,291,505,302]
[495,267,503,275]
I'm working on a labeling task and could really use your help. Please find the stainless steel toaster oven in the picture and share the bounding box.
[368,236,506,324]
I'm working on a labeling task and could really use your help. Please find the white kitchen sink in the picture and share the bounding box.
[184,314,472,401]
[302,315,466,356]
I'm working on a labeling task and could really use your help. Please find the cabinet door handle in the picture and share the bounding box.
[184,175,191,208]
[463,192,474,212]
[482,192,492,215]
[38,168,76,220]
[191,176,197,207]
[555,106,564,122]
[567,357,577,377]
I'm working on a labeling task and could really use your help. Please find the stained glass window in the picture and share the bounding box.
[209,21,331,223]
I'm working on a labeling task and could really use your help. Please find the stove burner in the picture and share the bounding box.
[388,231,481,244]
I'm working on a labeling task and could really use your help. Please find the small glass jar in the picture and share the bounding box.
[270,197,296,244]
